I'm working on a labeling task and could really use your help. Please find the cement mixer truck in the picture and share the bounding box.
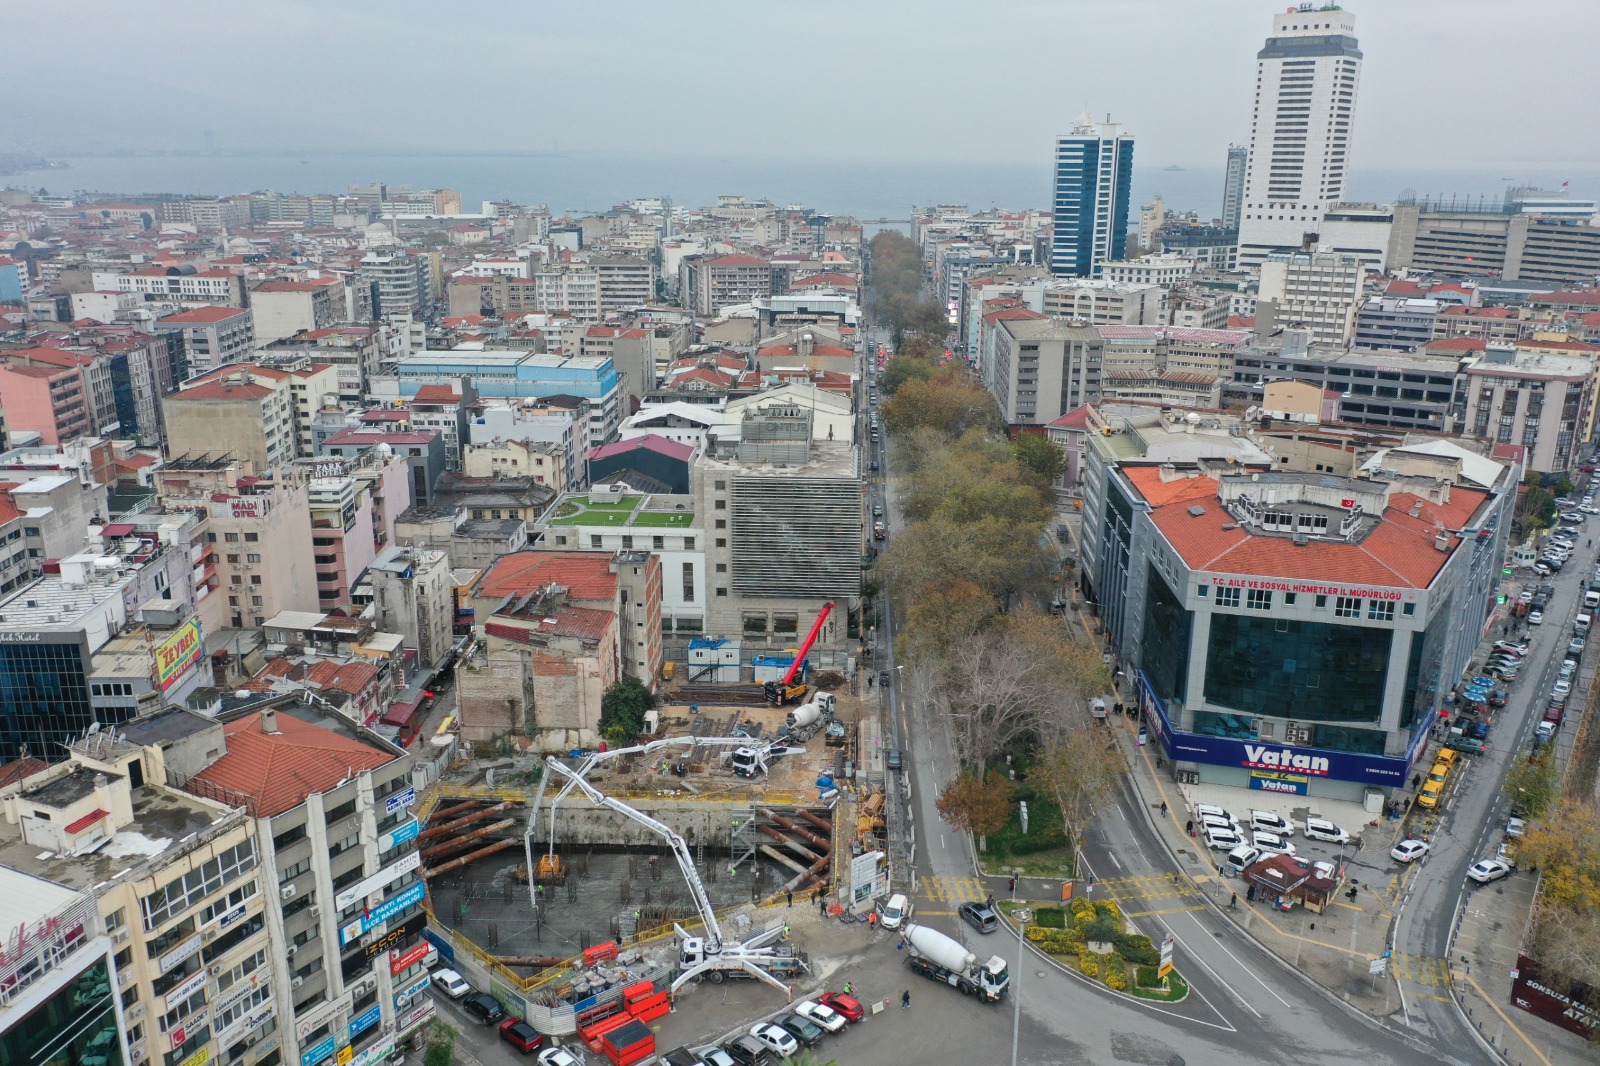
[783,692,836,741]
[903,923,1010,1002]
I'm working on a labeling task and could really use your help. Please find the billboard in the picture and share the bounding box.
[156,620,204,692]
[1511,954,1598,1039]
[1136,671,1411,787]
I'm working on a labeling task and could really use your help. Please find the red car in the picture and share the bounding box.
[818,991,864,1022]
[499,1018,543,1054]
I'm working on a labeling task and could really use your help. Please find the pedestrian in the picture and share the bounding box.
[1008,874,1016,894]
[868,911,877,929]
[985,893,995,910]
[868,675,874,689]
[1160,801,1168,815]
[819,895,827,916]
[1412,773,1421,790]
[1185,819,1195,837]
[786,889,793,908]
[902,989,911,1009]
[843,982,853,996]
[1230,892,1238,910]
[783,924,791,939]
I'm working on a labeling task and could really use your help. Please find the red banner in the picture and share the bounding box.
[391,942,429,975]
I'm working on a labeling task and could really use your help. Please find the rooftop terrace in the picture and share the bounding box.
[545,494,696,528]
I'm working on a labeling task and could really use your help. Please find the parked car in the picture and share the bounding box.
[463,992,506,1025]
[959,901,1000,933]
[818,992,864,1022]
[1533,563,1553,575]
[773,1014,824,1049]
[1571,638,1587,656]
[1506,817,1527,838]
[1225,843,1262,870]
[747,1023,799,1058]
[879,893,911,930]
[1392,839,1431,863]
[792,999,847,1033]
[537,1050,582,1066]
[886,748,903,771]
[1250,810,1294,836]
[1467,857,1516,884]
[1195,803,1238,824]
[1252,830,1296,857]
[1303,817,1351,844]
[499,1019,544,1054]
[1203,824,1244,851]
[431,969,471,999]
[1529,610,1545,625]
[1444,735,1487,755]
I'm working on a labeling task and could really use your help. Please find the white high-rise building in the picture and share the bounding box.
[1235,5,1362,270]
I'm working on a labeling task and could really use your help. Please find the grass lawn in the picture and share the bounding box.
[1129,971,1189,1002]
[977,789,1077,879]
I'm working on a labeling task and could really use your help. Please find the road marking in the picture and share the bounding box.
[1184,914,1292,1009]
[1460,969,1555,1066]
[1125,904,1205,918]
[1390,952,1452,989]
[1156,914,1261,1019]
[1108,853,1123,871]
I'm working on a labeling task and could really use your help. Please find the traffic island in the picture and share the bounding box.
[999,899,1188,1002]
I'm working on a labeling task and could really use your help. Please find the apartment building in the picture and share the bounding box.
[0,722,274,1066]
[1041,279,1162,326]
[159,306,258,379]
[1352,297,1441,351]
[366,545,452,671]
[0,360,91,444]
[986,316,1105,427]
[532,267,601,320]
[358,254,432,316]
[94,267,247,308]
[678,255,774,316]
[251,280,344,345]
[165,362,341,471]
[589,255,657,312]
[184,701,427,1066]
[1460,343,1595,474]
[1257,250,1368,345]
[462,436,570,490]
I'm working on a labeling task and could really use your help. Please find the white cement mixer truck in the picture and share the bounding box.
[903,922,1010,1002]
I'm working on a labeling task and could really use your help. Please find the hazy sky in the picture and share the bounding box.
[6,0,1597,169]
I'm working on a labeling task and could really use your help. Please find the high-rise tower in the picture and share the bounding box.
[1221,144,1248,230]
[1234,5,1362,269]
[1049,113,1135,278]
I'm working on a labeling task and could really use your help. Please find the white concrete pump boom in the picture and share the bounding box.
[541,755,726,950]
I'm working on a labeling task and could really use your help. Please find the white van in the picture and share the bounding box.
[1303,817,1351,844]
[1225,843,1261,871]
[1577,613,1593,637]
[1250,810,1294,837]
[1195,803,1236,824]
[1585,591,1600,610]
[1199,812,1241,835]
[879,893,911,930]
[1203,825,1244,851]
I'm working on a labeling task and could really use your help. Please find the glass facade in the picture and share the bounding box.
[0,636,110,763]
[0,957,123,1066]
[1402,593,1451,732]
[1050,132,1134,278]
[1140,569,1191,707]
[1204,613,1393,725]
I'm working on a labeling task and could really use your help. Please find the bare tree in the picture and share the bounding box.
[1029,724,1125,856]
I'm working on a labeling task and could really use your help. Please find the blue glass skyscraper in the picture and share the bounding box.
[1049,113,1135,278]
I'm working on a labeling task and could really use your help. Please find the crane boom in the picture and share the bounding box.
[542,756,726,949]
[780,601,836,686]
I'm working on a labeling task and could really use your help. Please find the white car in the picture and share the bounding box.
[1199,812,1242,836]
[1506,817,1526,838]
[1195,803,1236,824]
[1553,679,1572,697]
[1203,824,1244,851]
[1529,610,1545,625]
[1252,830,1296,857]
[748,1023,799,1057]
[537,1050,582,1066]
[792,999,847,1033]
[1250,810,1294,837]
[1391,839,1431,864]
[1303,816,1351,844]
[1467,857,1516,884]
[1560,659,1578,679]
[430,968,470,999]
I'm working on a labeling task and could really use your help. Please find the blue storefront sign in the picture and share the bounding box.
[385,788,416,815]
[1249,771,1310,795]
[1137,671,1415,787]
[300,1035,337,1066]
[379,818,419,851]
[340,881,427,945]
[395,975,430,1008]
[348,1004,382,1041]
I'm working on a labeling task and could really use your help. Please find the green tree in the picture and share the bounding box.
[1012,433,1066,486]
[881,354,935,396]
[1504,755,1560,818]
[936,771,1014,850]
[599,676,654,745]
[1030,725,1125,852]
[423,1020,457,1066]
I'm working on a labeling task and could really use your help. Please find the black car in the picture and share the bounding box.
[886,748,903,771]
[1466,720,1490,740]
[774,1013,824,1048]
[463,992,505,1024]
[879,670,890,687]
[959,901,999,933]
[721,1036,772,1066]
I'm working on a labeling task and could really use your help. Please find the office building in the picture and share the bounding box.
[1081,420,1515,801]
[1049,113,1135,278]
[1460,343,1595,474]
[983,315,1105,427]
[1257,249,1368,345]
[1221,145,1248,230]
[184,701,428,1066]
[396,350,622,448]
[1235,6,1363,269]
[1388,203,1600,285]
[1353,296,1441,351]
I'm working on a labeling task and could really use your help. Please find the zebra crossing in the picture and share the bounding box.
[1390,952,1452,990]
[918,873,1204,908]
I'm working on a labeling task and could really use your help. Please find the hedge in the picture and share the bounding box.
[1005,831,1069,855]
[1115,933,1160,966]
[1134,965,1163,988]
[1033,907,1066,929]
[1077,950,1099,978]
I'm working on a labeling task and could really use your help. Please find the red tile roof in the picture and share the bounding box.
[1047,404,1096,430]
[411,385,461,404]
[0,757,46,788]
[187,709,396,817]
[161,306,248,324]
[475,551,619,604]
[1128,467,1487,591]
[590,433,695,462]
[1424,337,1488,352]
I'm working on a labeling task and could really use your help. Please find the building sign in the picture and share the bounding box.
[1158,936,1175,979]
[1205,574,1404,602]
[347,1036,395,1066]
[214,903,248,931]
[228,498,264,519]
[339,881,426,945]
[158,933,203,974]
[347,1004,382,1041]
[0,631,44,643]
[164,969,208,1011]
[398,999,435,1033]
[179,1047,211,1066]
[295,991,352,1041]
[1511,953,1598,1039]
[156,619,204,692]
[361,912,428,960]
[307,460,349,480]
[1249,770,1310,795]
[394,975,430,1008]
[216,1005,275,1052]
[1136,672,1410,787]
[391,942,430,975]
[335,851,421,910]
[384,788,416,815]
[378,818,419,852]
[300,1035,337,1066]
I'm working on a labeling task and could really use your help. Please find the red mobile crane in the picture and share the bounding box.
[762,601,836,705]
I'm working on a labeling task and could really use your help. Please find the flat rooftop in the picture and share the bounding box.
[0,781,231,893]
[545,494,697,528]
[0,867,86,930]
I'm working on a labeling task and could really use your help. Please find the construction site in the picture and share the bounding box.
[415,614,892,1048]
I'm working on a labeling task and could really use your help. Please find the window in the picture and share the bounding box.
[1334,596,1362,618]
[715,588,727,597]
[714,480,727,490]
[244,532,258,542]
[715,499,726,510]
[1197,585,1208,598]
[683,537,695,550]
[1216,586,1241,608]
[278,857,310,884]
[226,554,240,564]
[1246,588,1273,611]
[591,535,602,548]
[1402,602,1416,616]
[715,538,726,548]
[1368,600,1395,622]
[715,519,726,529]
[141,841,258,930]
[1284,592,1297,606]
[681,562,693,603]
[1314,594,1327,608]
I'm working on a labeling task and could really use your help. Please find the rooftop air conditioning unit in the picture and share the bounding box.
[281,884,297,901]
[291,976,304,988]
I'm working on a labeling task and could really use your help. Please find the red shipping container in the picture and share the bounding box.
[628,992,669,1022]
[621,981,655,1005]
[583,942,619,966]
[598,1018,655,1066]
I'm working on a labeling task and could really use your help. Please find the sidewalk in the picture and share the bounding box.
[1106,713,1405,1018]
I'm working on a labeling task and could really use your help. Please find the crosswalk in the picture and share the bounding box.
[922,876,988,904]
[1390,952,1452,989]
[918,873,1204,908]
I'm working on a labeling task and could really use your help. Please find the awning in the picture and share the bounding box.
[65,808,109,834]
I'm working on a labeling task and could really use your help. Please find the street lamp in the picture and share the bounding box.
[1010,908,1031,1066]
